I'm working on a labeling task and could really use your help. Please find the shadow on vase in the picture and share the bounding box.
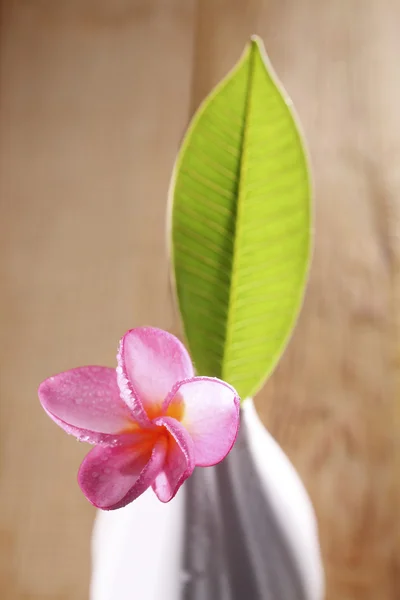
[182,417,307,600]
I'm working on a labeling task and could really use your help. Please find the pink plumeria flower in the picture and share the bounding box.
[38,327,240,510]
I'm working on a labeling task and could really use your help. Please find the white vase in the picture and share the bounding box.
[90,399,324,600]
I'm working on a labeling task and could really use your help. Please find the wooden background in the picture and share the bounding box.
[1,1,399,598]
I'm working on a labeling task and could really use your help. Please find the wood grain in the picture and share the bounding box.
[0,1,195,598]
[191,1,400,599]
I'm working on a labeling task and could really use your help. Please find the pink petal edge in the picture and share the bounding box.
[118,327,194,419]
[38,366,137,445]
[78,435,168,510]
[163,377,240,467]
[152,416,195,502]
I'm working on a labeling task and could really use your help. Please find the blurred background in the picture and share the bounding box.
[1,0,399,598]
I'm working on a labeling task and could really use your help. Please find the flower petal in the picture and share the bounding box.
[164,377,240,467]
[78,434,167,510]
[38,366,136,445]
[117,328,194,418]
[151,416,195,502]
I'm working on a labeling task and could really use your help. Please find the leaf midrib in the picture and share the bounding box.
[222,40,256,380]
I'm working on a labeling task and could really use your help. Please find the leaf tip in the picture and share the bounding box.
[249,34,265,54]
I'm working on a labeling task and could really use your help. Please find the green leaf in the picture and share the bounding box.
[169,36,312,400]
